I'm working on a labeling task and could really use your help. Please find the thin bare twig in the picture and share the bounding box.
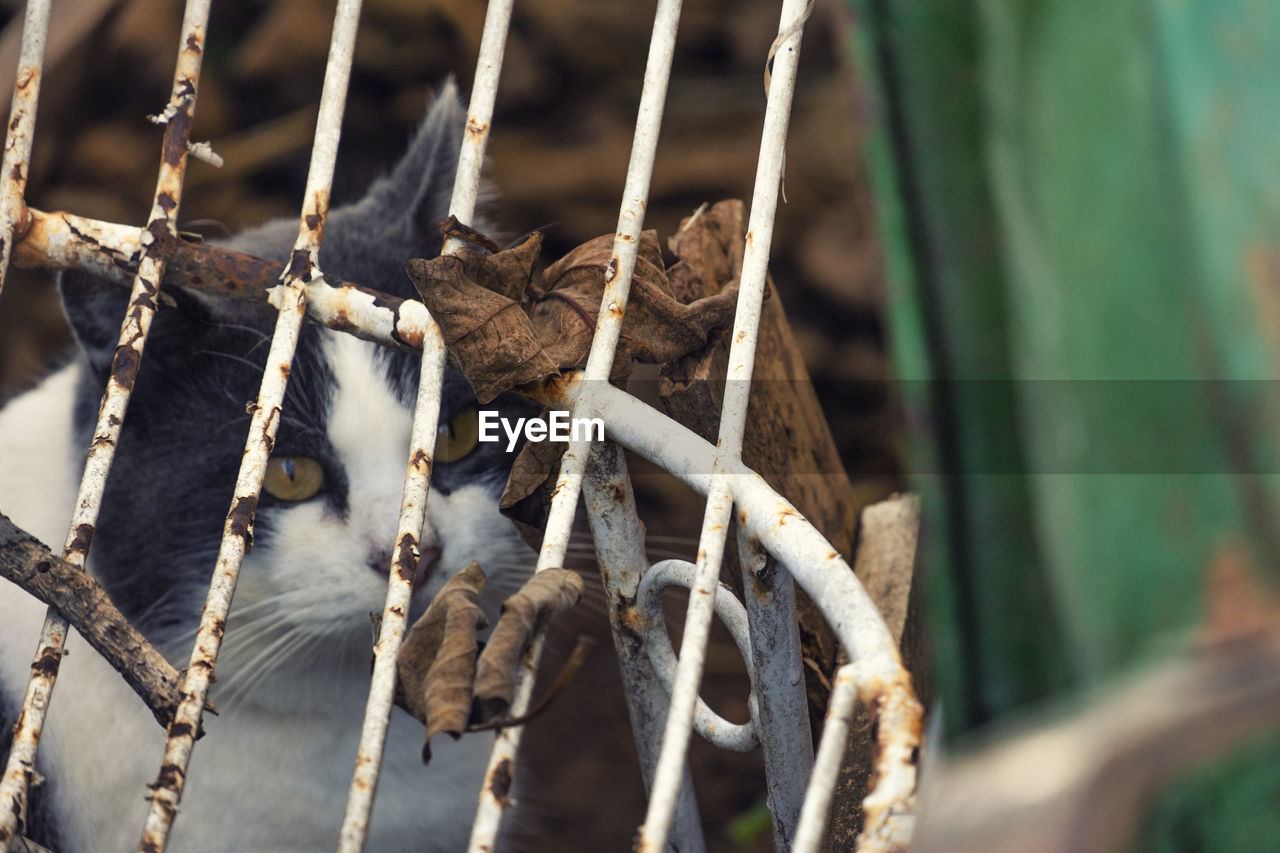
[0,513,187,730]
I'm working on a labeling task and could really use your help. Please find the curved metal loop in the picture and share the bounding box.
[636,559,760,753]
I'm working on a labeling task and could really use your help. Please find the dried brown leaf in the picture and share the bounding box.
[472,568,584,723]
[395,561,487,763]
[499,427,568,551]
[406,231,555,403]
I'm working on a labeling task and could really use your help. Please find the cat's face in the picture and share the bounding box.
[58,86,538,704]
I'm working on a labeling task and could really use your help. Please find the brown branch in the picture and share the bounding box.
[0,513,186,731]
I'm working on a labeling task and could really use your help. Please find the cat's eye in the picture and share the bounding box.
[263,456,326,502]
[436,406,480,463]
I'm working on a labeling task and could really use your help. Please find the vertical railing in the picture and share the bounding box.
[335,0,513,848]
[0,1,214,846]
[138,0,364,848]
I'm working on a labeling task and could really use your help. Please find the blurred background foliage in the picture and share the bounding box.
[853,0,1280,849]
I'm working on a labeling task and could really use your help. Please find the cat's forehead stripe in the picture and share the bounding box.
[320,331,413,476]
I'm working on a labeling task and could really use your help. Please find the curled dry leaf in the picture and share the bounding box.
[405,218,741,405]
[406,213,748,540]
[472,568,585,723]
[395,561,487,764]
[498,427,569,551]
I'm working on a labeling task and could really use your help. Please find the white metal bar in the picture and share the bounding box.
[337,327,447,851]
[442,0,513,255]
[0,0,213,846]
[638,0,811,848]
[735,526,813,849]
[635,559,758,752]
[0,0,50,302]
[545,377,922,847]
[468,0,686,848]
[581,444,707,852]
[137,1,364,849]
[339,3,511,847]
[792,665,859,853]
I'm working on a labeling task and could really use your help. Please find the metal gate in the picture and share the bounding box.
[0,1,921,850]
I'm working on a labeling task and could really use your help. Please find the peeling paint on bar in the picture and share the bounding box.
[0,0,213,846]
[0,0,50,304]
[637,1,813,848]
[468,0,686,848]
[337,322,446,851]
[636,559,759,752]
[0,6,52,843]
[136,1,365,849]
[582,444,706,852]
[552,379,923,851]
[792,665,860,853]
[735,524,813,848]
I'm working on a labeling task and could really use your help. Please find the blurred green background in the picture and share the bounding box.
[850,0,1280,848]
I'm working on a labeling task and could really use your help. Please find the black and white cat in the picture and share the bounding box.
[0,84,539,851]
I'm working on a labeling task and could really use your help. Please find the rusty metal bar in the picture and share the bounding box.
[340,2,511,848]
[337,326,447,851]
[581,444,706,852]
[637,0,811,848]
[735,525,813,848]
[0,0,50,302]
[136,1,364,849]
[468,0,686,848]
[0,0,214,847]
[441,0,513,256]
[792,665,859,853]
[636,559,759,752]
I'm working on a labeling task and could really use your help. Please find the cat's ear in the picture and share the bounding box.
[59,270,132,376]
[363,78,466,243]
[60,272,224,376]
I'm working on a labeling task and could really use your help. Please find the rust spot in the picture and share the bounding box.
[9,114,19,132]
[91,433,114,449]
[410,447,432,475]
[153,762,184,790]
[228,494,258,552]
[466,116,489,137]
[618,232,635,243]
[15,67,36,92]
[305,213,322,232]
[287,248,312,282]
[210,616,226,640]
[489,758,513,803]
[389,605,405,618]
[69,522,95,555]
[395,533,419,583]
[110,342,141,387]
[279,362,291,379]
[776,508,798,527]
[168,721,194,739]
[191,658,214,673]
[139,839,162,853]
[156,191,177,214]
[160,105,193,165]
[31,646,61,678]
[605,482,626,503]
[185,33,201,54]
[108,414,121,427]
[9,163,23,183]
[735,329,747,343]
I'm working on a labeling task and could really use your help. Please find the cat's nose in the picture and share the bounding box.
[366,541,442,590]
